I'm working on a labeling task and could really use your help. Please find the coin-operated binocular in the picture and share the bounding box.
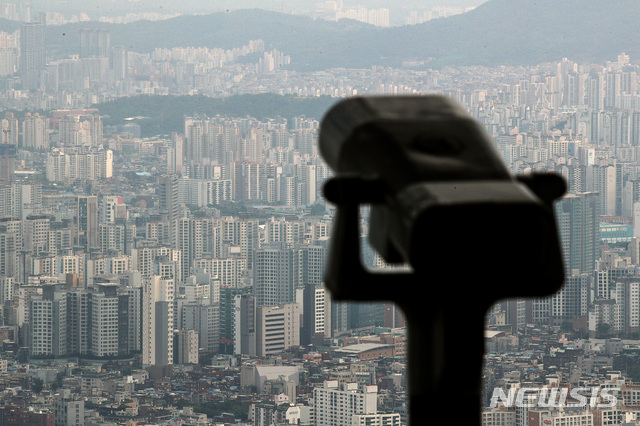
[319,95,566,426]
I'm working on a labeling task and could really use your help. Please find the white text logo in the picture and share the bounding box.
[489,387,619,408]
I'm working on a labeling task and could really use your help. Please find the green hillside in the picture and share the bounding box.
[93,94,338,137]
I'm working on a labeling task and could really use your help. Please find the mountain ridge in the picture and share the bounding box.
[1,1,638,69]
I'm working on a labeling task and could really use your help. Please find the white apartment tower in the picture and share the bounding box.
[312,381,378,426]
[22,112,49,150]
[90,287,120,357]
[29,286,67,357]
[142,275,175,367]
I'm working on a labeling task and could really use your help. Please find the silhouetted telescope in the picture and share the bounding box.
[319,95,566,425]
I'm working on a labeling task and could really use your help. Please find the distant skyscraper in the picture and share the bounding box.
[158,174,179,224]
[12,182,43,220]
[167,133,184,174]
[219,286,251,350]
[19,22,45,90]
[555,192,600,274]
[29,285,67,357]
[1,113,18,185]
[142,275,174,368]
[299,285,331,346]
[90,284,123,357]
[109,45,127,80]
[233,293,256,356]
[66,290,90,355]
[253,244,294,307]
[77,196,98,251]
[297,163,317,205]
[587,72,604,111]
[3,112,18,146]
[24,214,50,255]
[22,113,49,151]
[79,28,111,58]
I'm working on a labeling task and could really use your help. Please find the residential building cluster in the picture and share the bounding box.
[0,102,407,424]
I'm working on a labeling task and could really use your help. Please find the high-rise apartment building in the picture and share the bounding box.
[220,216,259,269]
[66,290,90,356]
[46,148,113,182]
[195,257,246,288]
[234,293,256,356]
[29,285,67,357]
[19,22,45,90]
[586,164,616,216]
[219,286,251,351]
[312,381,378,426]
[0,277,14,308]
[89,290,118,357]
[555,192,600,274]
[99,195,122,223]
[142,275,174,368]
[28,284,140,359]
[174,216,220,282]
[58,114,103,147]
[98,221,135,255]
[110,45,127,80]
[23,214,50,255]
[79,28,110,58]
[181,300,219,352]
[158,174,180,224]
[9,183,42,220]
[22,113,49,151]
[119,285,142,353]
[0,219,20,280]
[1,113,18,185]
[253,244,294,307]
[77,196,98,251]
[90,283,134,358]
[132,245,182,279]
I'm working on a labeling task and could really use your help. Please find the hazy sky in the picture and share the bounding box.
[27,0,489,19]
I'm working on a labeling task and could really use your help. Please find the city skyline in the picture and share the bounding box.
[1,0,640,425]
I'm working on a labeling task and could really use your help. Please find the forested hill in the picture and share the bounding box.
[93,94,338,137]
